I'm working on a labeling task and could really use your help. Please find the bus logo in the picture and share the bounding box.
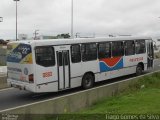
[129,57,143,62]
[43,72,53,78]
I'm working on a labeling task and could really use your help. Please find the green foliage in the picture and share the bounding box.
[79,88,160,114]
[137,72,160,89]
[0,61,6,66]
[154,52,160,59]
[78,72,160,114]
[57,33,71,39]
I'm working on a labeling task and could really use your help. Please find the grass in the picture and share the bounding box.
[77,72,160,114]
[154,52,160,59]
[0,62,5,66]
[79,88,160,114]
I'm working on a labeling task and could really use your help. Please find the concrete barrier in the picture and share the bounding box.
[0,66,7,74]
[0,76,7,89]
[0,71,158,114]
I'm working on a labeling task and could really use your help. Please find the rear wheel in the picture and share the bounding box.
[136,64,143,76]
[82,73,94,89]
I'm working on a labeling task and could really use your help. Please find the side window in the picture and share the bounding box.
[112,41,124,57]
[98,42,111,59]
[35,46,55,67]
[125,41,135,56]
[71,44,81,63]
[82,43,97,61]
[136,40,146,54]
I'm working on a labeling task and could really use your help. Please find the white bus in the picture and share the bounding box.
[7,37,154,93]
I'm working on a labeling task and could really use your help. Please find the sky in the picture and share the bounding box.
[0,0,160,40]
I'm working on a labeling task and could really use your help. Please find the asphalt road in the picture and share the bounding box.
[0,59,160,111]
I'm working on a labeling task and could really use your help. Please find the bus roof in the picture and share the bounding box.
[9,36,152,46]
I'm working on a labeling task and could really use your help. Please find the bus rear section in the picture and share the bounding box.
[7,42,35,92]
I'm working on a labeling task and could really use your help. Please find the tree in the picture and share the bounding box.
[57,33,71,39]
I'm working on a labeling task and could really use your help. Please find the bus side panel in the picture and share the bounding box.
[70,62,82,88]
[70,61,99,88]
[34,65,58,92]
[81,60,99,82]
[124,54,148,74]
[7,63,35,91]
[33,46,58,93]
[98,56,124,81]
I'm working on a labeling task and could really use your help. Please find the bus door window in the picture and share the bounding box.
[63,51,69,66]
[57,51,69,66]
[58,52,63,66]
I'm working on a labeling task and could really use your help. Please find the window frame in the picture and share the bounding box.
[98,42,111,59]
[112,41,124,57]
[71,44,81,63]
[124,40,135,56]
[35,46,56,67]
[81,43,98,62]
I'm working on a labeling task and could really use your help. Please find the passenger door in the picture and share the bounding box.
[147,40,154,68]
[57,50,70,90]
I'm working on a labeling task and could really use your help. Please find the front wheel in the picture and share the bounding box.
[136,65,143,76]
[82,73,94,89]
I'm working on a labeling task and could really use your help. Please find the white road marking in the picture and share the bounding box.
[0,88,13,92]
[0,70,160,113]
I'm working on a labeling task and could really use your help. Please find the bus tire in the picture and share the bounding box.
[136,64,143,76]
[82,73,94,89]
